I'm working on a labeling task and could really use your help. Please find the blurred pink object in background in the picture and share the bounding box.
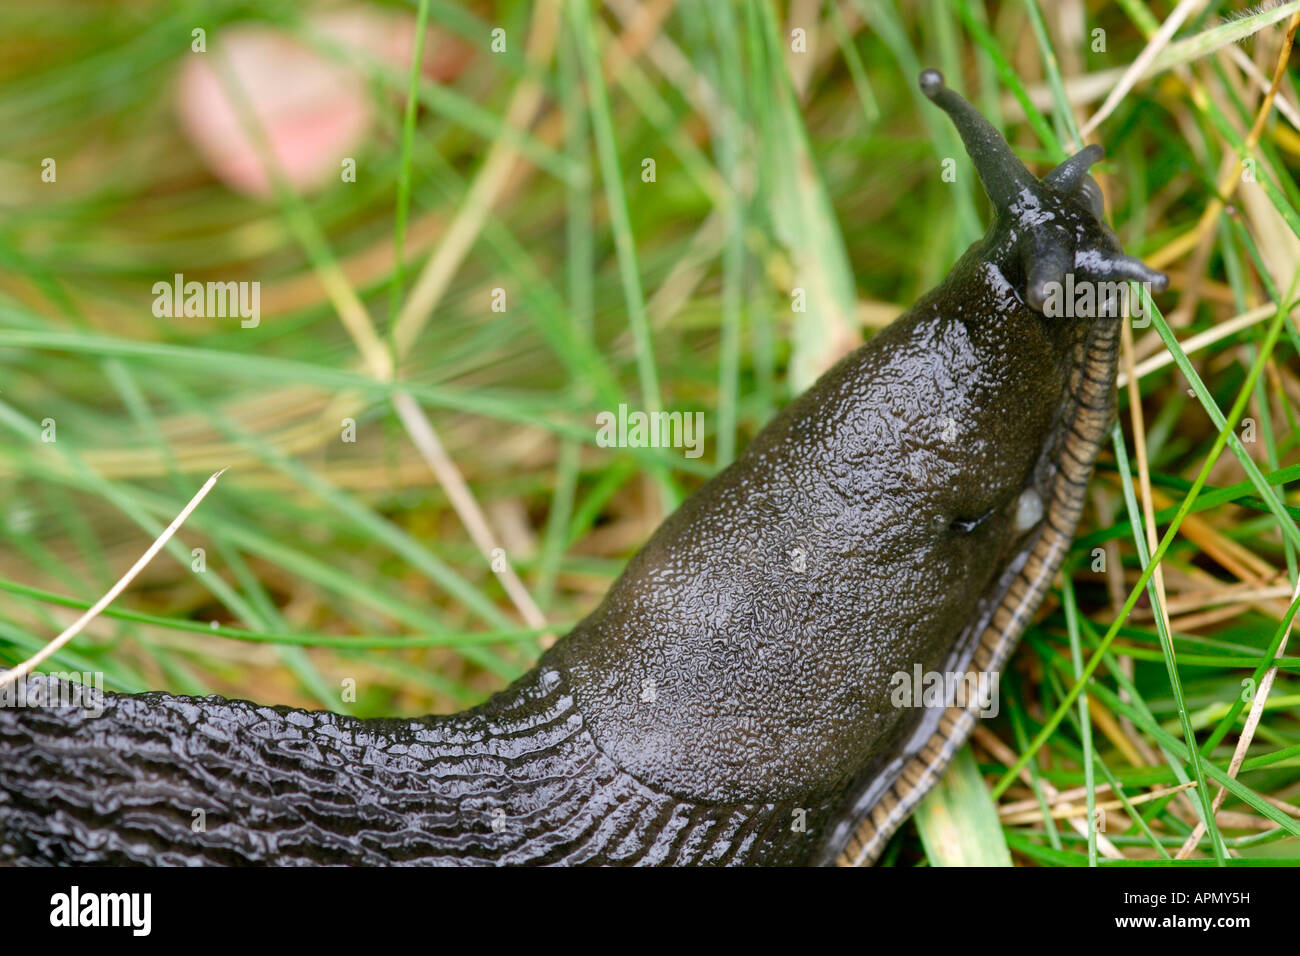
[175,8,471,199]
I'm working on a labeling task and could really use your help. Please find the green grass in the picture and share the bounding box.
[1,0,1298,865]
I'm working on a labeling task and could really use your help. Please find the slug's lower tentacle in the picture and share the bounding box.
[1075,248,1171,290]
[1022,232,1074,312]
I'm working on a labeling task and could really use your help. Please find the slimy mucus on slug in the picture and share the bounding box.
[0,70,1166,867]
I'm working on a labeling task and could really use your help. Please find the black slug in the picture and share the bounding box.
[0,70,1165,867]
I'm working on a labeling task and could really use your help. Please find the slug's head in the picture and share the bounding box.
[919,68,1167,312]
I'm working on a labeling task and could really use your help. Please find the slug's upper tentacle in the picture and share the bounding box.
[1043,143,1105,191]
[1045,145,1107,219]
[920,68,1168,312]
[918,68,1038,212]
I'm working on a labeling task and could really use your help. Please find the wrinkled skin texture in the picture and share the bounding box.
[0,72,1164,865]
[1,672,814,865]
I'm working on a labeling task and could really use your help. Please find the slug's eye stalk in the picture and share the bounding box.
[1045,145,1106,218]
[919,68,1038,214]
[919,67,1169,313]
[1044,143,1105,191]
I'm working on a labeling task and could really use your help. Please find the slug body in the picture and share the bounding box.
[0,72,1164,866]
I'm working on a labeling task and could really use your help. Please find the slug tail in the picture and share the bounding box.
[0,670,609,865]
[0,671,808,865]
